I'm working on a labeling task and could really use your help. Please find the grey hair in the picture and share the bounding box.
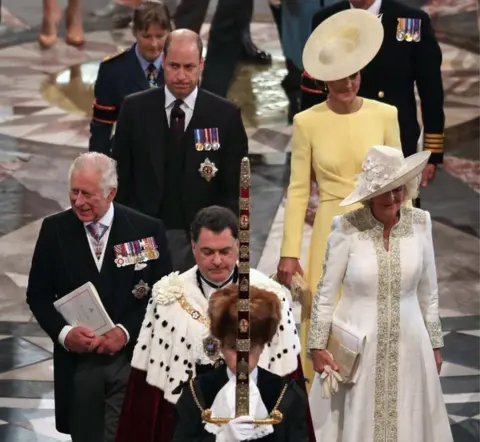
[361,177,420,207]
[68,152,118,197]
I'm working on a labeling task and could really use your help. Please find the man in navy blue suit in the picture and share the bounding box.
[89,1,172,155]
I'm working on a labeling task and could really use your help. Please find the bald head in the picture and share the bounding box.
[162,28,204,99]
[163,29,203,61]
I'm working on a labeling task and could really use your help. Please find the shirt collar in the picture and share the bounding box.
[135,43,163,74]
[84,203,114,228]
[227,366,258,384]
[349,0,382,15]
[164,85,198,111]
[199,266,237,289]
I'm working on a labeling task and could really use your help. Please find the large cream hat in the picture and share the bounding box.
[302,9,384,81]
[340,146,431,207]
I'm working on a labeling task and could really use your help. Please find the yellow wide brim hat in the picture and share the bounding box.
[302,8,384,82]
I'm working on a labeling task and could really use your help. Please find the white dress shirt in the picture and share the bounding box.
[58,204,130,349]
[350,0,382,15]
[198,269,236,299]
[164,85,198,130]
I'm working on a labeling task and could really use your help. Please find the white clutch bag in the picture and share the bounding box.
[326,319,365,384]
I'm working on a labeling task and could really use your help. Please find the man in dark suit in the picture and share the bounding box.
[89,1,172,156]
[112,29,248,272]
[26,152,172,442]
[301,0,445,189]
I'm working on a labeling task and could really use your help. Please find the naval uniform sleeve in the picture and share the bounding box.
[300,71,327,111]
[89,60,120,156]
[300,10,329,111]
[413,12,445,164]
[112,94,135,206]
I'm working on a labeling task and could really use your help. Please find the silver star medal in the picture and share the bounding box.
[199,158,218,182]
[132,280,150,299]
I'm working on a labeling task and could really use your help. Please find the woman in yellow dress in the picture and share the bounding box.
[277,9,402,387]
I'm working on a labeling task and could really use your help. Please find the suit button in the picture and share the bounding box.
[378,90,385,98]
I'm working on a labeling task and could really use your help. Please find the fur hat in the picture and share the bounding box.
[208,284,282,348]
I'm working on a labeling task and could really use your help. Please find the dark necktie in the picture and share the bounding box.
[170,99,185,143]
[146,63,158,88]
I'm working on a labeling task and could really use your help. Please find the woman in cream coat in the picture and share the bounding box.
[308,146,452,441]
[277,9,402,385]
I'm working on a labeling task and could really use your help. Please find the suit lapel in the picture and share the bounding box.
[98,204,137,299]
[59,211,100,289]
[182,90,207,157]
[186,89,205,132]
[148,88,168,190]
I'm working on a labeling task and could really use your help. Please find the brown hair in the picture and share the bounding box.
[208,285,282,349]
[132,1,173,32]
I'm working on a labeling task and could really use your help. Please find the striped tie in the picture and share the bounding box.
[87,223,108,260]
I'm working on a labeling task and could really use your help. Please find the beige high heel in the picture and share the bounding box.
[38,0,61,49]
[65,0,84,48]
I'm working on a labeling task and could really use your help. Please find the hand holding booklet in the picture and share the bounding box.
[54,282,115,336]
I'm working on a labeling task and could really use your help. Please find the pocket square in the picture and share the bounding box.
[134,262,147,271]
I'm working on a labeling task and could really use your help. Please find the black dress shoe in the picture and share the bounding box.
[241,43,272,65]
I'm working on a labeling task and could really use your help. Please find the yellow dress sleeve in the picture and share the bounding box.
[281,115,312,258]
[384,105,401,149]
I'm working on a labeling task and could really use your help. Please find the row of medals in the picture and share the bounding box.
[195,142,221,152]
[117,249,159,267]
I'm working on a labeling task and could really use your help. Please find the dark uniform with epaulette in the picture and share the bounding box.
[89,44,165,156]
[301,0,445,164]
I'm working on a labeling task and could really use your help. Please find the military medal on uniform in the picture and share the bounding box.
[132,279,151,298]
[211,128,221,150]
[203,128,212,151]
[397,18,421,42]
[194,129,204,151]
[113,236,159,268]
[199,158,218,182]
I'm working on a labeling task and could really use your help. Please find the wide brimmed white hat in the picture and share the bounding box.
[302,9,384,82]
[340,146,431,207]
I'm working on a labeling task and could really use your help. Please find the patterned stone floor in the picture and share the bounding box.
[0,0,478,441]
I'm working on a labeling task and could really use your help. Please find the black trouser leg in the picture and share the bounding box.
[202,0,253,97]
[173,0,210,33]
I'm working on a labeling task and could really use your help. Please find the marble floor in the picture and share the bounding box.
[0,0,478,440]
